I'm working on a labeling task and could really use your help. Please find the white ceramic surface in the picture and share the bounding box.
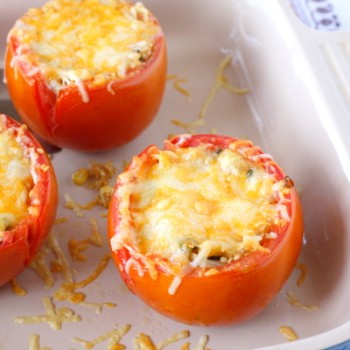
[0,0,349,349]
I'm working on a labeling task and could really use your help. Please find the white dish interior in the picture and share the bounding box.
[0,0,349,349]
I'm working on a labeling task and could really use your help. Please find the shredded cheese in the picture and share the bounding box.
[8,0,161,101]
[29,334,52,350]
[156,330,190,349]
[28,230,115,313]
[72,324,131,349]
[167,74,191,98]
[0,117,33,236]
[193,335,210,350]
[15,296,81,330]
[133,333,157,350]
[171,55,249,133]
[295,262,308,287]
[54,253,111,304]
[65,161,116,216]
[111,138,293,294]
[286,291,319,311]
[78,301,116,314]
[46,233,74,284]
[72,161,116,189]
[279,326,298,342]
[69,218,104,262]
[132,331,208,350]
[30,244,55,289]
[10,278,28,296]
[64,193,86,217]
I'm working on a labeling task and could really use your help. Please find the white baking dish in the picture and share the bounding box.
[0,0,349,349]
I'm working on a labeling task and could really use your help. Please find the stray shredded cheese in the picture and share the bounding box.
[156,330,190,349]
[78,301,116,314]
[193,335,210,350]
[132,331,209,350]
[46,233,74,284]
[72,324,131,349]
[65,161,116,216]
[171,55,249,133]
[167,74,191,98]
[54,217,68,225]
[10,278,28,296]
[69,218,103,262]
[295,262,308,287]
[64,193,85,217]
[286,291,319,311]
[54,253,111,304]
[30,243,55,289]
[72,161,116,189]
[26,230,114,312]
[15,296,81,330]
[0,115,34,234]
[133,333,156,350]
[181,343,190,350]
[279,326,298,342]
[29,334,52,350]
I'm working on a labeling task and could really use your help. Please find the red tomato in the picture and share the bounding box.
[4,2,167,151]
[108,134,304,325]
[0,114,58,287]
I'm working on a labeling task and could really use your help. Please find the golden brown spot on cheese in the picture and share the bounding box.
[10,0,161,95]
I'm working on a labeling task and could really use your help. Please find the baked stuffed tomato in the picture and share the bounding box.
[5,0,167,151]
[108,134,303,325]
[0,114,58,287]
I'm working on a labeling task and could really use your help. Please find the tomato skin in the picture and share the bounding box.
[0,115,58,287]
[5,27,167,151]
[108,134,304,325]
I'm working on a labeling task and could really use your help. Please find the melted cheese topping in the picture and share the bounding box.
[0,127,32,237]
[111,140,292,275]
[9,0,160,93]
